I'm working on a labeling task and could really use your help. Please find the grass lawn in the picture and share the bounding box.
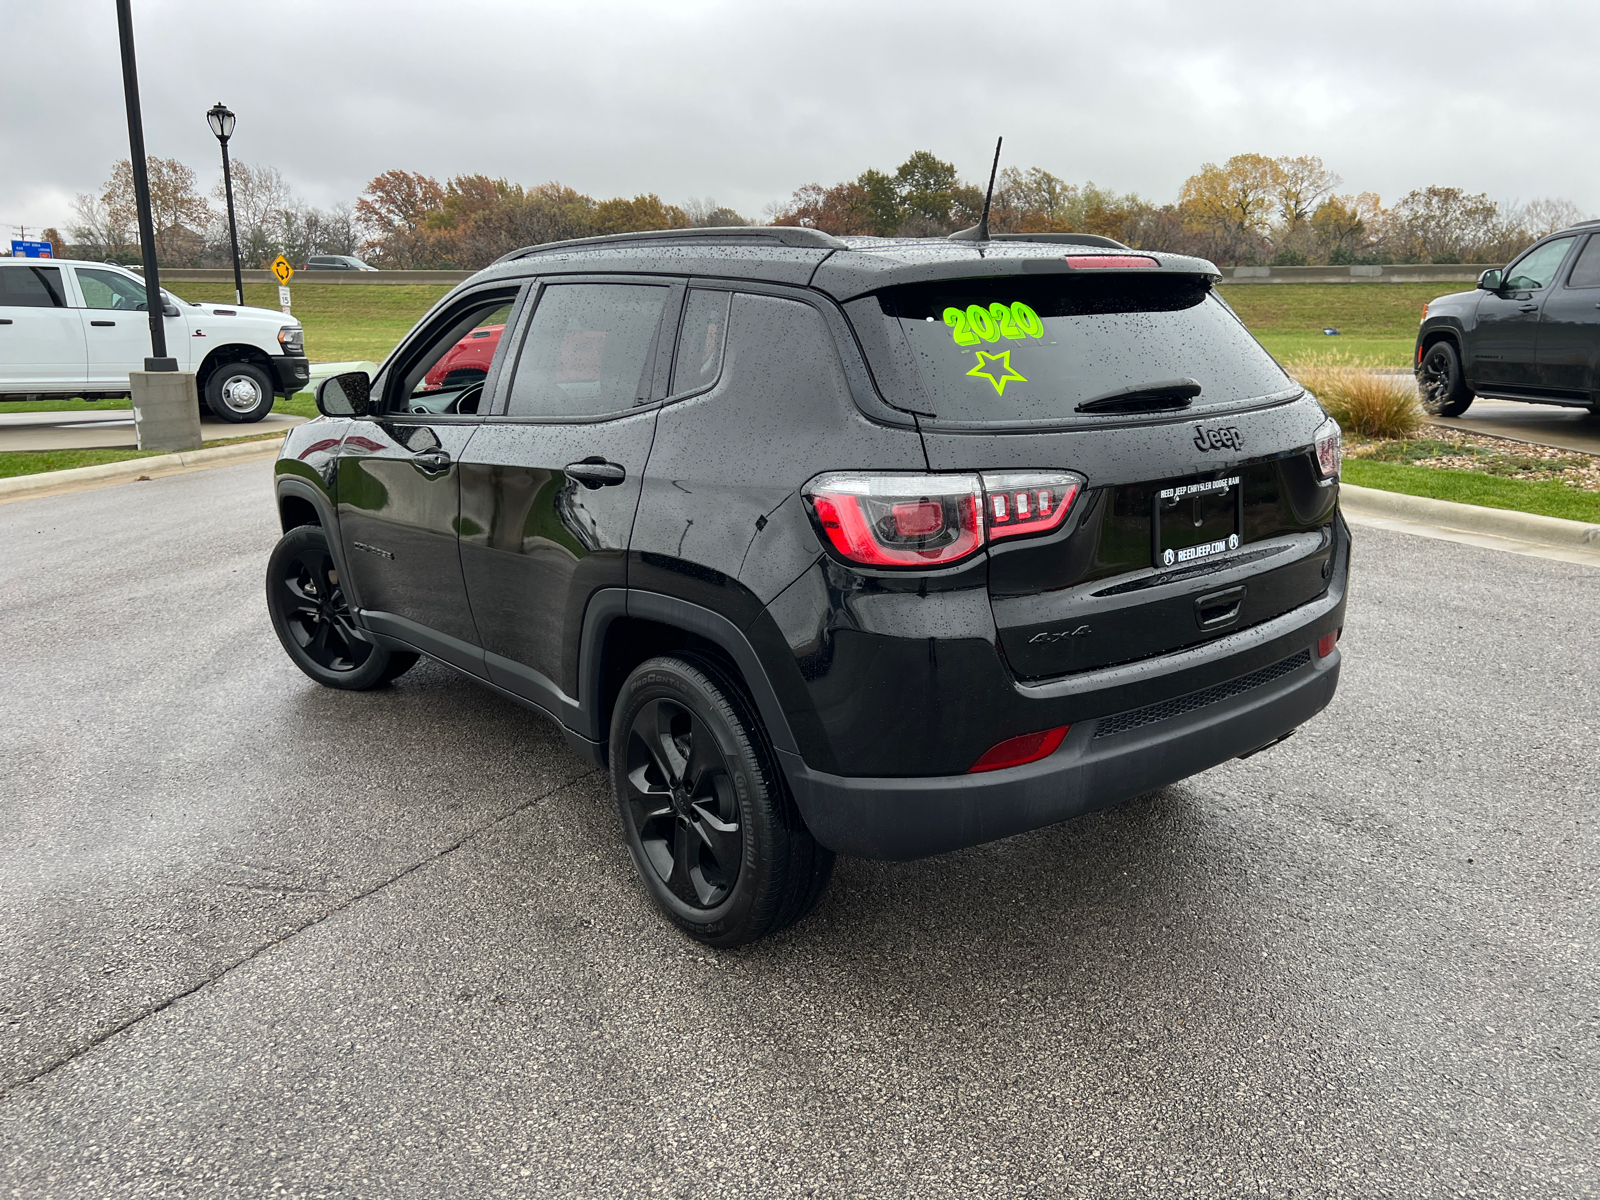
[1343,458,1600,524]
[0,430,283,480]
[1219,282,1455,367]
[171,282,450,363]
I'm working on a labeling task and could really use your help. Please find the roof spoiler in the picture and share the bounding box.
[494,225,849,264]
[989,233,1131,250]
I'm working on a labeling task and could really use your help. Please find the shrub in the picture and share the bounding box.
[1290,354,1424,439]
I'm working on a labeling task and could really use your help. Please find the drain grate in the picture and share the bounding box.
[1092,649,1312,739]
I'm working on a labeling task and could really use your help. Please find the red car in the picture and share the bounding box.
[423,324,504,390]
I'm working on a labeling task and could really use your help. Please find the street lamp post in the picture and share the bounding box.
[207,102,244,307]
[114,0,171,369]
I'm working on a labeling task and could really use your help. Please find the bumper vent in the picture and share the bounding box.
[1092,649,1313,740]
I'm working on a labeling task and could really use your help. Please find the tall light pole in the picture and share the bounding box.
[114,0,172,369]
[207,101,244,306]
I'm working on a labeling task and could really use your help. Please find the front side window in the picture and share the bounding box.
[0,265,67,308]
[1504,237,1576,290]
[1565,236,1600,290]
[394,295,517,416]
[76,268,149,310]
[505,283,668,418]
[671,288,731,396]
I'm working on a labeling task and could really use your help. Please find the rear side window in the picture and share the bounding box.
[847,274,1292,425]
[670,288,731,395]
[1566,237,1600,289]
[506,282,667,418]
[0,265,67,308]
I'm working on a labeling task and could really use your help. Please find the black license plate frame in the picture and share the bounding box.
[1151,475,1243,568]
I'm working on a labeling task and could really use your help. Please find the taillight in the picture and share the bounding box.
[1312,416,1341,481]
[968,726,1070,773]
[981,471,1082,541]
[803,470,1084,568]
[805,473,984,567]
[1065,255,1158,269]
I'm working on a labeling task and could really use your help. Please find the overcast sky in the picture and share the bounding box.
[3,0,1596,237]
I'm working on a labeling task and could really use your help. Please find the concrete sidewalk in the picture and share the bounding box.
[1433,396,1600,456]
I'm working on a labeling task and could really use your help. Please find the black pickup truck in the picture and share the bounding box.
[1416,220,1600,416]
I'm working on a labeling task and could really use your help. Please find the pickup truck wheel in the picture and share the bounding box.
[1418,341,1473,418]
[611,656,833,947]
[265,525,418,689]
[205,361,275,423]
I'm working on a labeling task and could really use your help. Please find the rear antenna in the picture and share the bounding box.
[949,136,1003,242]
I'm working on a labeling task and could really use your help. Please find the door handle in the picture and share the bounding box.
[565,460,626,489]
[0,319,11,325]
[90,320,116,327]
[1518,304,1538,313]
[411,449,452,472]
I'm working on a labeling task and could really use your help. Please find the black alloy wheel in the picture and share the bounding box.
[624,697,743,907]
[1417,340,1473,417]
[610,656,834,947]
[265,524,418,689]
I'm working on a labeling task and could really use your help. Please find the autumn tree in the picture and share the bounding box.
[1178,153,1281,264]
[593,193,688,236]
[355,170,446,266]
[101,157,213,264]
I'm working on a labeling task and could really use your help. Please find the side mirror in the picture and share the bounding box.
[1477,268,1503,291]
[162,302,180,317]
[316,371,372,417]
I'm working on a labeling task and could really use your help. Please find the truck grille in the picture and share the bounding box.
[1092,649,1312,739]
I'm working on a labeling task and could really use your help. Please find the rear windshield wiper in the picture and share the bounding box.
[1075,378,1202,414]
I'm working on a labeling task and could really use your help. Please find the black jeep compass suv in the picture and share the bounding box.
[267,227,1349,946]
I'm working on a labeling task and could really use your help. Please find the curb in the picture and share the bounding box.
[1340,482,1600,550]
[0,436,284,504]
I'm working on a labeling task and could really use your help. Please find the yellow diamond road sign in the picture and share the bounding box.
[270,255,294,285]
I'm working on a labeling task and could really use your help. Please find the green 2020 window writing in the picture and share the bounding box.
[943,301,1045,346]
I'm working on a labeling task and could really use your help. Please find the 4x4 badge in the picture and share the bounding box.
[1194,424,1242,452]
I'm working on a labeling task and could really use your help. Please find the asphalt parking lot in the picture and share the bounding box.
[1,461,1595,1199]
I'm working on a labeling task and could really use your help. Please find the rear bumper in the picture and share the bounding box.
[269,355,311,394]
[780,642,1339,860]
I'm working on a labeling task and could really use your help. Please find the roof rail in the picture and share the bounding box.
[989,232,1131,250]
[494,225,849,263]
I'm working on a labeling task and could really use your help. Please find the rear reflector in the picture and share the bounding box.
[1316,629,1341,658]
[1065,255,1158,269]
[968,726,1070,773]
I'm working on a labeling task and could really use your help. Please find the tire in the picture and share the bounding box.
[1417,340,1473,417]
[205,360,275,423]
[610,655,834,947]
[265,525,419,690]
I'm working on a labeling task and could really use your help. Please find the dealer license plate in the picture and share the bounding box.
[1152,475,1242,568]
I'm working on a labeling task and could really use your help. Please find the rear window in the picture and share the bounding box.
[846,274,1292,425]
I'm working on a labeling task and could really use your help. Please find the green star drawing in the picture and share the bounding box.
[966,350,1026,395]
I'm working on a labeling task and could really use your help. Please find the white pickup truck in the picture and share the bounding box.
[0,258,310,422]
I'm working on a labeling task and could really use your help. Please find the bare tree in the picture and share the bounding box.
[683,197,749,227]
[1515,197,1592,237]
[69,192,134,259]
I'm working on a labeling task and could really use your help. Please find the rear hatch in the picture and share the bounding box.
[843,264,1339,680]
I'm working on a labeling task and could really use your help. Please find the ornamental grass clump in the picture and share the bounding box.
[1289,353,1424,440]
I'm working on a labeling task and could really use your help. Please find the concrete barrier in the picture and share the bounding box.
[1220,264,1493,285]
[160,269,472,287]
[156,263,1497,288]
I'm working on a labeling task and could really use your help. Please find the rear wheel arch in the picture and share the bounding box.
[578,591,801,766]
